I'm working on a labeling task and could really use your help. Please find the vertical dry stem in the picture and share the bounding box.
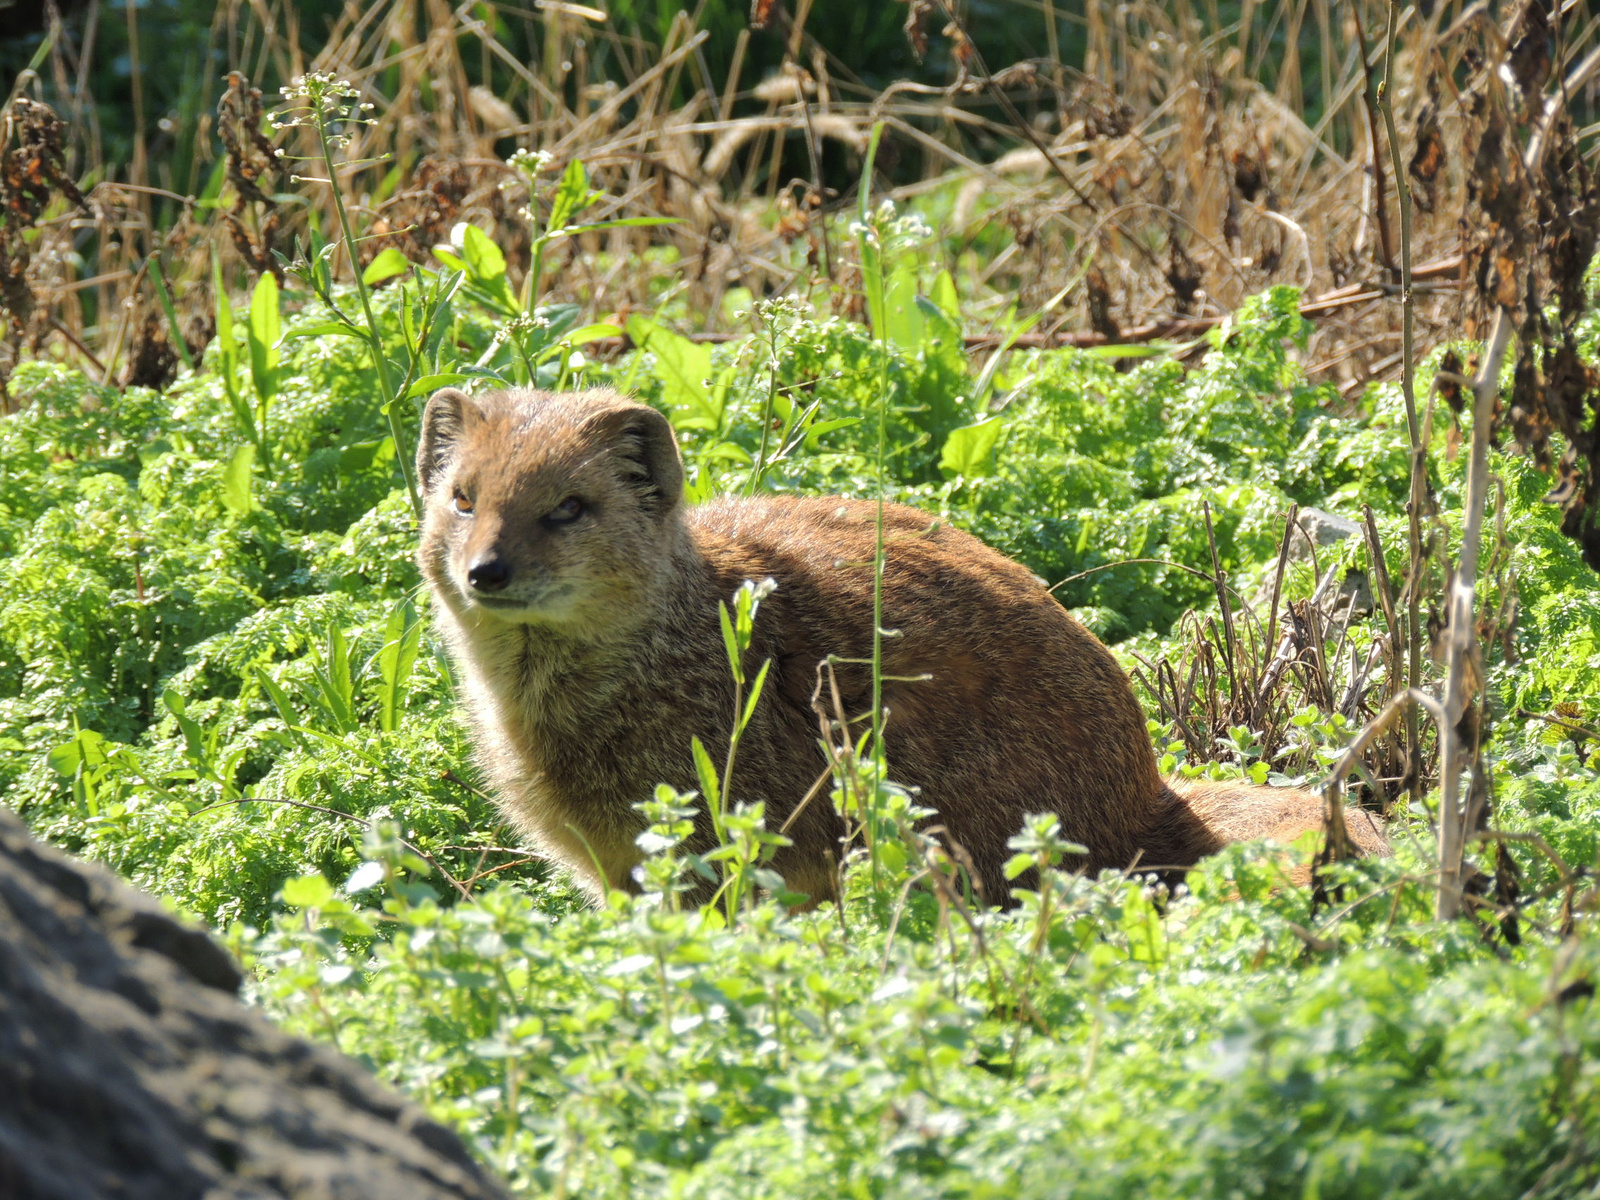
[1438,44,1600,918]
[1376,0,1427,817]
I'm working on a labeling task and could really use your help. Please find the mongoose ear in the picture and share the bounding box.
[596,402,684,517]
[417,388,481,495]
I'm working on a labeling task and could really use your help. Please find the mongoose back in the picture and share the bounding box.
[416,386,1385,904]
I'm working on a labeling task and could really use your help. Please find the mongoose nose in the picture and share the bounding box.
[467,556,512,593]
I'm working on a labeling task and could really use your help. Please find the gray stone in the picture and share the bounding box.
[0,806,508,1200]
[1291,507,1363,559]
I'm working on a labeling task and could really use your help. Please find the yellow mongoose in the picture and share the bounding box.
[416,386,1386,904]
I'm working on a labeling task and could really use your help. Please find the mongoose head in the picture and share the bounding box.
[416,387,685,634]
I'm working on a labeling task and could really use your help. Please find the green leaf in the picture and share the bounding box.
[718,602,743,683]
[197,155,227,205]
[220,443,256,515]
[560,216,678,233]
[48,729,107,777]
[970,270,1083,408]
[337,437,396,474]
[739,659,772,733]
[938,417,1004,479]
[547,158,590,231]
[403,372,473,401]
[460,224,507,283]
[885,262,923,352]
[558,322,624,346]
[535,303,582,344]
[803,416,862,450]
[212,254,254,443]
[626,315,718,431]
[431,247,467,272]
[377,602,423,733]
[361,247,412,285]
[1004,851,1037,880]
[280,874,336,909]
[246,271,281,405]
[148,256,195,374]
[254,667,310,752]
[310,625,357,734]
[285,320,362,340]
[163,689,209,770]
[691,736,722,816]
[915,294,964,357]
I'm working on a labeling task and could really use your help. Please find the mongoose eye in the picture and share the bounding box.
[547,496,584,524]
[452,492,475,515]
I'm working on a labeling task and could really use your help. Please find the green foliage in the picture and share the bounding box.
[233,838,1600,1198]
[4,258,1600,1196]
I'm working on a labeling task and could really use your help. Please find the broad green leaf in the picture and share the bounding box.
[460,224,507,283]
[626,315,717,430]
[461,364,513,386]
[915,294,963,353]
[220,443,256,514]
[701,441,752,464]
[803,416,862,450]
[338,437,395,474]
[362,246,412,285]
[373,155,408,203]
[970,270,1082,408]
[212,255,235,371]
[246,271,280,405]
[884,262,923,352]
[1121,880,1169,965]
[48,729,107,777]
[148,256,194,374]
[280,874,335,908]
[938,417,1004,479]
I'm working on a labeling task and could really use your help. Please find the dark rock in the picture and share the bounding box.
[0,805,508,1200]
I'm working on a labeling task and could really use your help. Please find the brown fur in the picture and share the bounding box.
[417,386,1387,904]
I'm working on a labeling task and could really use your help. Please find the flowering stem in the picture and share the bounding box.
[312,100,421,516]
[748,328,781,496]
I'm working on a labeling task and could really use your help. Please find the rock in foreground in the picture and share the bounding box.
[0,806,507,1200]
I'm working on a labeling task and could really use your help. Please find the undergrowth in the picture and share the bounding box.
[3,201,1600,1193]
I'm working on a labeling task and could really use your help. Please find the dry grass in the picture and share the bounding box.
[1,0,1598,400]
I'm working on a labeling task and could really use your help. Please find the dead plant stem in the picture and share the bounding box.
[1377,0,1426,815]
[1440,41,1600,918]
